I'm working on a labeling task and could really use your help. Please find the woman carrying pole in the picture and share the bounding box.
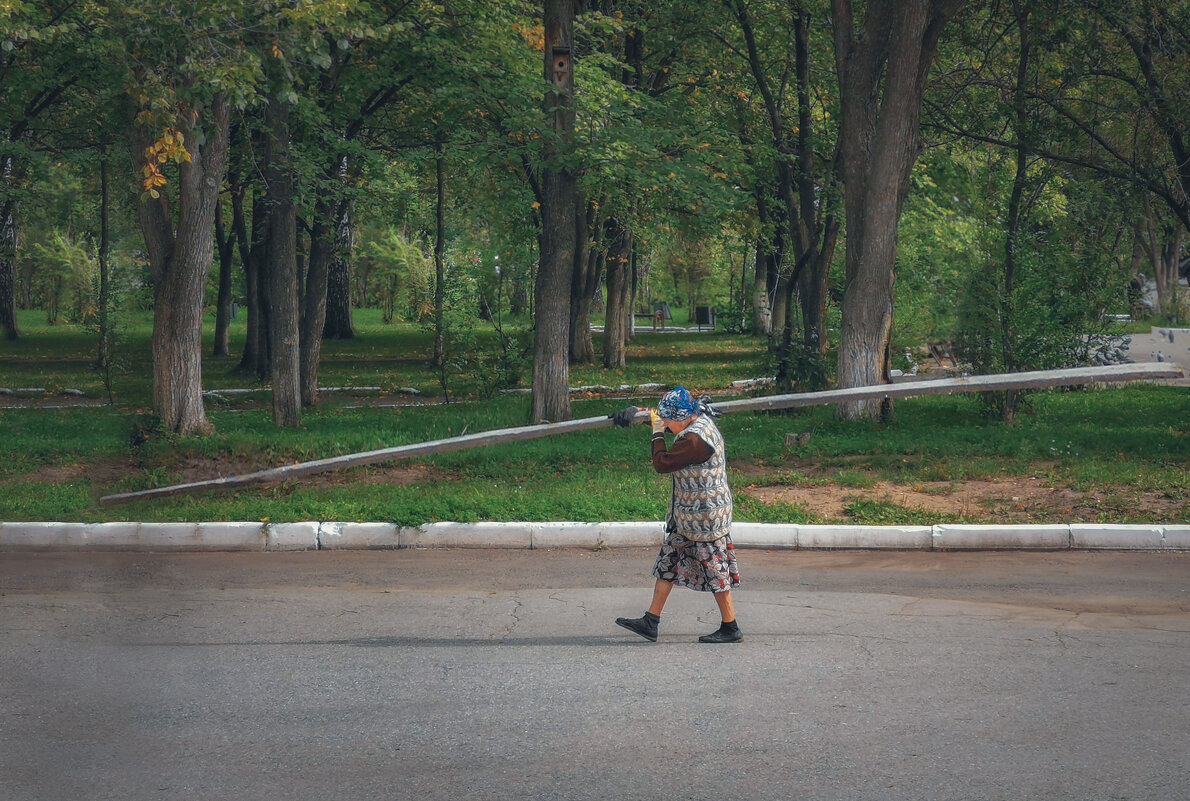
[611,387,742,643]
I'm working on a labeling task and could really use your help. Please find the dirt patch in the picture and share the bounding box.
[159,454,450,489]
[740,477,1184,521]
[22,457,139,485]
[21,453,450,491]
[0,395,108,409]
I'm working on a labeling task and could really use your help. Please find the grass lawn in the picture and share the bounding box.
[1,309,1187,525]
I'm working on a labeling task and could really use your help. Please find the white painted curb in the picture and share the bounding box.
[194,522,267,550]
[318,522,400,550]
[1070,524,1163,550]
[529,522,662,549]
[932,524,1071,550]
[800,525,932,550]
[400,521,533,549]
[1,521,1188,552]
[730,522,796,549]
[1162,525,1190,550]
[266,522,320,551]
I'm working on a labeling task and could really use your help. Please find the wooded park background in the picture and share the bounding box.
[2,0,1188,433]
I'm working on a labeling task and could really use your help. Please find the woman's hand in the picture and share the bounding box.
[611,406,640,428]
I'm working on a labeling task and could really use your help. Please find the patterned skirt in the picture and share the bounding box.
[652,531,741,593]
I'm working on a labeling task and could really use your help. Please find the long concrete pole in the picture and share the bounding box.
[98,363,1183,506]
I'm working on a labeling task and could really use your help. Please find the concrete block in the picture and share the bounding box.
[1070,524,1163,550]
[267,522,320,551]
[1162,525,1190,550]
[79,522,142,550]
[595,522,664,548]
[319,522,399,550]
[195,522,266,551]
[531,522,662,549]
[932,524,1070,550]
[800,525,932,550]
[730,523,797,550]
[0,521,88,550]
[401,522,532,549]
[133,522,199,550]
[531,522,602,549]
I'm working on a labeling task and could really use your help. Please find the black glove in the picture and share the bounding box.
[611,405,640,428]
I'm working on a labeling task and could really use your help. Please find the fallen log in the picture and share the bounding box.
[99,362,1183,506]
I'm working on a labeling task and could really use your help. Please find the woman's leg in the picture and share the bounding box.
[699,590,742,643]
[647,578,674,617]
[712,589,735,623]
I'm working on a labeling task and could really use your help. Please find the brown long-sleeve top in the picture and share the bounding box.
[651,431,713,474]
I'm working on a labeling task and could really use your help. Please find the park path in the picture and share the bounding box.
[1128,327,1190,385]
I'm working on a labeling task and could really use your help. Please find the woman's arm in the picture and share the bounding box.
[651,434,713,474]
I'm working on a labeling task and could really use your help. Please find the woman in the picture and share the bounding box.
[611,386,742,643]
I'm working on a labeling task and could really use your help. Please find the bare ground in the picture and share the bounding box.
[22,455,446,490]
[738,476,1185,521]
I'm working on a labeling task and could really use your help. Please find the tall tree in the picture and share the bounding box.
[831,0,963,420]
[131,97,232,434]
[110,0,261,434]
[532,0,578,423]
[262,92,301,427]
[722,0,840,388]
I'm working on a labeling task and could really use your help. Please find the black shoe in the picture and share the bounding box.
[699,626,743,644]
[615,615,658,642]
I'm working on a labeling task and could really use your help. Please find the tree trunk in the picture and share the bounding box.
[628,246,639,340]
[832,0,962,420]
[569,200,600,364]
[1001,1,1032,425]
[323,181,355,339]
[737,243,750,331]
[432,140,447,369]
[770,270,790,340]
[752,239,771,336]
[753,194,783,337]
[300,199,334,406]
[774,271,800,392]
[532,0,577,423]
[132,95,231,435]
[213,196,235,357]
[799,221,839,353]
[1145,203,1183,317]
[235,187,270,378]
[602,217,632,369]
[263,94,301,427]
[0,155,18,340]
[792,7,838,360]
[96,155,113,403]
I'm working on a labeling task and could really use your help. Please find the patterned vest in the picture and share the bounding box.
[667,415,733,542]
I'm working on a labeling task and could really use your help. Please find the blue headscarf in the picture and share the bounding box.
[658,386,698,421]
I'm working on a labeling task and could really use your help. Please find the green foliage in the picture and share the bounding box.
[953,207,1130,383]
[356,227,432,324]
[28,231,95,325]
[895,154,987,348]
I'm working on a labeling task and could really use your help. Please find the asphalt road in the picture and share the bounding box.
[3,549,1188,801]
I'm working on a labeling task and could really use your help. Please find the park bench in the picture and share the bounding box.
[634,301,672,331]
